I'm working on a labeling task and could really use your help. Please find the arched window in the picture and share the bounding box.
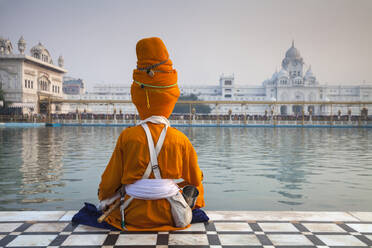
[280,105,288,115]
[39,77,51,91]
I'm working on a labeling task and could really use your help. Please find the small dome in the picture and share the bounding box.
[262,78,271,86]
[30,42,52,63]
[58,55,64,67]
[18,36,26,45]
[304,66,315,79]
[18,36,26,54]
[277,68,289,78]
[271,71,278,81]
[31,42,46,54]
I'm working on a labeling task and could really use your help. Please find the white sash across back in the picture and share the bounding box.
[125,115,179,200]
[97,115,178,210]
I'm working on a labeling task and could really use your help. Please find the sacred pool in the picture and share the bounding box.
[0,126,371,212]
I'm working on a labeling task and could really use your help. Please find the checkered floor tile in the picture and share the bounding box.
[0,220,372,247]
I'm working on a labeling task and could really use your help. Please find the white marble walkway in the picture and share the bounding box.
[0,211,371,247]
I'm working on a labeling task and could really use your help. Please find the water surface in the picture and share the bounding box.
[0,126,371,211]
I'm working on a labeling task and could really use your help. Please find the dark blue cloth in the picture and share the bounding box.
[72,202,209,230]
[72,202,120,230]
[191,208,209,223]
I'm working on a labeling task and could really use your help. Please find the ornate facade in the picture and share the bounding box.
[180,41,372,115]
[68,42,372,115]
[0,36,67,114]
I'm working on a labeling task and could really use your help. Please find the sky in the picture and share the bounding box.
[1,0,371,88]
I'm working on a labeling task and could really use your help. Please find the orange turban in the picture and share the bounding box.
[131,37,180,120]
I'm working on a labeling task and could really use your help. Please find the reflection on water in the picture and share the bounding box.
[0,126,371,211]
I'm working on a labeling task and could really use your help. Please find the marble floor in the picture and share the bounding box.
[0,211,371,247]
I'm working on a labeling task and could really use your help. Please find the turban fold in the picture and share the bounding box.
[131,37,180,120]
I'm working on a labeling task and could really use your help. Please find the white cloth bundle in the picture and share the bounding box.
[97,191,120,211]
[137,115,170,127]
[125,179,179,200]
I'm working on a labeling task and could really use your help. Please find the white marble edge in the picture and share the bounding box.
[205,211,364,222]
[59,211,78,221]
[0,211,371,222]
[348,211,372,222]
[0,211,66,222]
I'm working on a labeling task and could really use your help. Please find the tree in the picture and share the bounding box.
[0,88,7,114]
[173,94,211,114]
[0,88,4,108]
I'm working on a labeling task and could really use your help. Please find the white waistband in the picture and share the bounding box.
[125,179,179,200]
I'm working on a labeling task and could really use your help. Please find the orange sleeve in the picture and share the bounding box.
[181,139,205,208]
[182,142,202,186]
[98,132,124,201]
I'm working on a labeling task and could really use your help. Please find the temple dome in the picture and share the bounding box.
[30,42,52,63]
[31,42,46,53]
[285,41,301,59]
[281,41,304,70]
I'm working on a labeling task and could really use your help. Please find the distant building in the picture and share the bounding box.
[67,41,372,115]
[0,36,67,114]
[63,76,85,95]
[67,84,135,114]
[179,41,372,115]
[259,41,372,115]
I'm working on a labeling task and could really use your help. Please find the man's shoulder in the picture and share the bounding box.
[122,125,142,133]
[119,125,144,140]
[167,127,192,144]
[119,125,192,146]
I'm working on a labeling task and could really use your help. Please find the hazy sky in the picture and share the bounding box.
[1,0,371,88]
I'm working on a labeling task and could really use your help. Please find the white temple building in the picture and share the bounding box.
[180,41,372,115]
[69,41,372,115]
[0,36,67,114]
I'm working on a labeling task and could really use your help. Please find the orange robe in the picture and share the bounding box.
[98,123,205,231]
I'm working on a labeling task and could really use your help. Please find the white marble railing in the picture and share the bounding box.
[57,119,372,127]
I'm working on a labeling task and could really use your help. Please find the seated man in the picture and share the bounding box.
[98,37,205,231]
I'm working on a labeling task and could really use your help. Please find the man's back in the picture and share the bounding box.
[99,123,205,230]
